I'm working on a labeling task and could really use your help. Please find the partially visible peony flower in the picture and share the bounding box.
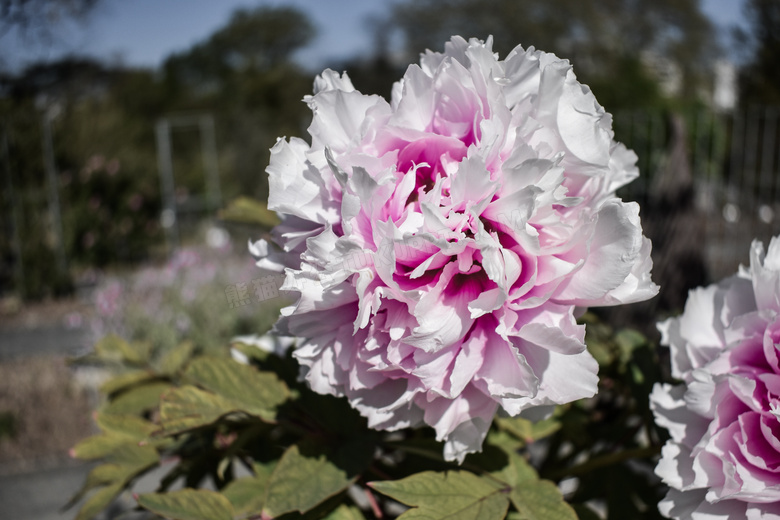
[651,236,780,519]
[254,36,657,462]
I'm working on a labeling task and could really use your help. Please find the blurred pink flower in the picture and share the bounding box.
[106,158,120,176]
[82,231,96,249]
[128,194,144,211]
[64,312,83,329]
[254,36,657,461]
[651,236,780,519]
[95,280,122,317]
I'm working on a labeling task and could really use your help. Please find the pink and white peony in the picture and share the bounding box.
[253,36,657,461]
[651,236,780,519]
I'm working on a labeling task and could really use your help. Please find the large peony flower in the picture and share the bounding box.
[253,36,657,461]
[651,236,780,519]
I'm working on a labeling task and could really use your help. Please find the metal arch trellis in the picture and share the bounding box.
[154,113,222,253]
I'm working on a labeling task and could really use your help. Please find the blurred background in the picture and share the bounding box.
[0,0,778,518]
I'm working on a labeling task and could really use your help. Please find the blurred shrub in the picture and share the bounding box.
[89,239,283,354]
[64,154,161,267]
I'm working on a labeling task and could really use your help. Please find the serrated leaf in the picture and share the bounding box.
[63,463,126,510]
[323,504,367,520]
[138,488,234,520]
[230,341,271,363]
[157,385,239,436]
[223,476,269,517]
[94,334,149,364]
[71,433,131,460]
[73,481,124,520]
[221,461,276,517]
[509,480,578,520]
[100,370,156,395]
[490,451,538,487]
[70,430,159,463]
[96,412,157,441]
[158,341,196,375]
[184,356,290,421]
[94,334,129,359]
[496,416,561,444]
[103,382,171,415]
[262,444,352,518]
[104,443,159,467]
[66,442,159,509]
[65,444,159,511]
[486,430,525,455]
[370,471,510,520]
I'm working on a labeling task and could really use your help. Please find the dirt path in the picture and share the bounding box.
[0,296,99,518]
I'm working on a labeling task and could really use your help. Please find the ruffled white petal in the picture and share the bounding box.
[255,36,656,463]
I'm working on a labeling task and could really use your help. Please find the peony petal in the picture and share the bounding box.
[256,35,658,464]
[553,200,647,305]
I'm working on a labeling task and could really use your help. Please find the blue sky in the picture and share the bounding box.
[2,0,748,73]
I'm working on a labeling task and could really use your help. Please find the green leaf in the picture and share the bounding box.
[184,356,290,421]
[94,334,130,360]
[157,340,196,375]
[496,416,561,445]
[230,341,271,363]
[66,442,159,511]
[262,444,352,518]
[222,462,276,517]
[94,334,149,364]
[99,370,156,395]
[156,385,240,436]
[218,196,280,227]
[509,480,577,520]
[615,328,647,363]
[65,445,159,511]
[222,476,269,517]
[103,382,171,415]
[138,488,234,520]
[490,451,538,487]
[370,471,510,520]
[63,463,126,510]
[104,443,159,467]
[96,412,157,441]
[71,433,131,460]
[323,504,367,520]
[73,481,124,520]
[485,430,525,455]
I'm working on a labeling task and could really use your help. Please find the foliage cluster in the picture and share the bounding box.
[388,0,716,110]
[68,311,668,520]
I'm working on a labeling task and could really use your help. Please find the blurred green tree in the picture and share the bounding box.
[0,5,318,298]
[736,0,780,105]
[162,5,315,200]
[0,0,102,71]
[0,58,164,296]
[390,0,717,110]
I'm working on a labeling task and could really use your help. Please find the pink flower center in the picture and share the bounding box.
[396,135,468,198]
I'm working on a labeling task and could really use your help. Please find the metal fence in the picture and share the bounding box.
[1,106,780,299]
[614,107,780,281]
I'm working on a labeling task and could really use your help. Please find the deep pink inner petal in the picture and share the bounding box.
[396,135,468,195]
